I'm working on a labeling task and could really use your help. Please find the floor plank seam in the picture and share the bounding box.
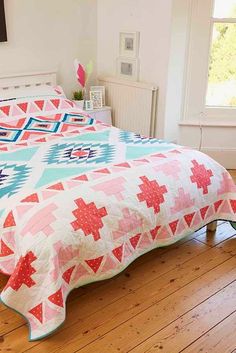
[123,277,236,353]
[178,308,236,353]
[72,261,235,353]
[192,238,213,247]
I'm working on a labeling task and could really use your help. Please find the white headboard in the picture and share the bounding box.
[0,71,57,92]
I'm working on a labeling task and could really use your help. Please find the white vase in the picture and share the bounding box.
[73,100,84,109]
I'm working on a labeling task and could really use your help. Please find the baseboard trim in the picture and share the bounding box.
[201,148,236,169]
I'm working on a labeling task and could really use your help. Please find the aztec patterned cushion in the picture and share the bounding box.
[0,96,235,341]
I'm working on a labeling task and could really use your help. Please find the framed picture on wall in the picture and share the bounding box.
[0,0,7,42]
[119,32,140,58]
[117,57,139,81]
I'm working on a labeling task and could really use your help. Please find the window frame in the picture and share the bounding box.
[205,6,236,119]
[183,0,236,125]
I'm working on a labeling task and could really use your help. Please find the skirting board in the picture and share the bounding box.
[201,148,236,169]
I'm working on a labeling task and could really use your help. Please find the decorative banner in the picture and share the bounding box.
[74,59,86,88]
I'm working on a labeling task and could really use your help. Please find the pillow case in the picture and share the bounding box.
[0,85,66,101]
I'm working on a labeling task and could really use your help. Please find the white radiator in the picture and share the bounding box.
[99,77,158,137]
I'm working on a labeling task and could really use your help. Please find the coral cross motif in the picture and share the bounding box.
[137,176,167,214]
[71,198,107,241]
[190,160,213,194]
[5,251,37,291]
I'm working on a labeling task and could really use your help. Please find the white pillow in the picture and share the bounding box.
[0,85,66,101]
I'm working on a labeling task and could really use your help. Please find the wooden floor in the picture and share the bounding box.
[0,172,236,353]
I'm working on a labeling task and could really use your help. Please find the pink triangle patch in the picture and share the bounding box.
[156,226,170,240]
[112,230,125,240]
[45,101,55,112]
[176,219,186,234]
[28,103,41,114]
[44,303,60,322]
[11,105,23,117]
[123,243,133,260]
[60,100,71,110]
[73,264,89,282]
[205,205,214,220]
[3,231,15,249]
[101,255,117,273]
[219,200,232,214]
[138,232,152,249]
[192,211,202,228]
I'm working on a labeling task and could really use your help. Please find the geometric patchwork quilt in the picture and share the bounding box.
[0,96,236,340]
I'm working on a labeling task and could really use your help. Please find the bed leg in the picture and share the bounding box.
[207,221,217,233]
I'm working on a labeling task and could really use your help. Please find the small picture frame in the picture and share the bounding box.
[90,91,103,109]
[119,32,140,58]
[85,100,94,111]
[117,57,139,81]
[90,86,105,106]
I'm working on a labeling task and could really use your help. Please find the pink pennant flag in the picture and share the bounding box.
[74,59,86,88]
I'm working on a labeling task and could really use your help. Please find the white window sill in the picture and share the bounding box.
[179,121,236,128]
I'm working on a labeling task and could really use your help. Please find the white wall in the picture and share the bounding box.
[164,0,191,142]
[97,0,173,138]
[0,0,97,98]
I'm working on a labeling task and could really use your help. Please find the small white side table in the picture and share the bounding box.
[86,106,112,125]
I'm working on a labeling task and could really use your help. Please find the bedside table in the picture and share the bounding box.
[86,106,112,125]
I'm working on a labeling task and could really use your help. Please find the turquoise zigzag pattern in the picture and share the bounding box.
[0,163,32,198]
[119,131,168,145]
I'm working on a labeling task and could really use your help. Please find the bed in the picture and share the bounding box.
[0,72,236,341]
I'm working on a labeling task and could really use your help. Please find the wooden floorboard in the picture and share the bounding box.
[0,171,235,352]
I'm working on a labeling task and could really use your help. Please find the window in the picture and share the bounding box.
[206,0,236,107]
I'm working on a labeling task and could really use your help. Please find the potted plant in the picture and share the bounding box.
[73,90,85,109]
